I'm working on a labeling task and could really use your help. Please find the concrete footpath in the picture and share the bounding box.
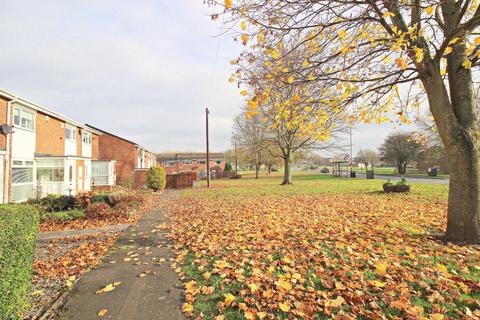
[59,194,185,320]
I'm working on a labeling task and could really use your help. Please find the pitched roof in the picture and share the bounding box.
[85,124,154,154]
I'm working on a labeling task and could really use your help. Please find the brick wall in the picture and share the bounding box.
[35,112,65,156]
[98,134,136,185]
[76,127,82,156]
[0,98,8,150]
[91,133,100,160]
[160,159,225,174]
[133,169,148,189]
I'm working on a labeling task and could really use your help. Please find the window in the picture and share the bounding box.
[165,161,176,167]
[82,132,92,145]
[65,126,76,141]
[216,160,222,165]
[36,159,65,183]
[13,107,35,130]
[198,160,206,164]
[183,160,192,165]
[69,165,73,182]
[12,160,34,202]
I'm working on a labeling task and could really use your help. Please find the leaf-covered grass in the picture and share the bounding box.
[168,173,478,319]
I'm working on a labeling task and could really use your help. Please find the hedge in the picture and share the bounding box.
[147,166,166,191]
[0,205,40,320]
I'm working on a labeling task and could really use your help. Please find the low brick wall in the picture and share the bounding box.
[133,169,149,189]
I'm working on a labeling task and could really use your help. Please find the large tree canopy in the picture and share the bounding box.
[209,0,480,242]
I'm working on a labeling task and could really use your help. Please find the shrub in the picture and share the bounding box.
[27,194,76,212]
[229,174,242,179]
[85,202,112,219]
[91,193,110,205]
[147,166,166,191]
[40,208,85,222]
[0,205,40,319]
[224,162,233,172]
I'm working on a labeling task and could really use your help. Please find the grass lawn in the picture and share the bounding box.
[167,173,479,320]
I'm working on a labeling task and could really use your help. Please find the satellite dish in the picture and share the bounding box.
[0,124,11,134]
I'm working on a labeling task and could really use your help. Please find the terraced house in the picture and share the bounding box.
[0,89,116,202]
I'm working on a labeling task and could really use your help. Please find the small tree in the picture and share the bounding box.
[379,133,421,175]
[224,162,233,172]
[356,149,379,171]
[147,166,166,191]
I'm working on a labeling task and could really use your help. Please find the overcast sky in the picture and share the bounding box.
[0,0,408,156]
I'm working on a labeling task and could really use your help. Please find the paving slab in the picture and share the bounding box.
[59,193,185,320]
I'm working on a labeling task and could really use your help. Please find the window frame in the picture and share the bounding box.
[13,107,35,131]
[82,131,92,145]
[65,125,76,141]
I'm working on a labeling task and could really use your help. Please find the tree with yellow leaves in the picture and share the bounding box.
[234,41,346,184]
[210,0,480,243]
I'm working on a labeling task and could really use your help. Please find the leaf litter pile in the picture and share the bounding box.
[166,192,480,319]
[27,233,118,319]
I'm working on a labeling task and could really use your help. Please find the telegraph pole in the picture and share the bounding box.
[206,107,210,188]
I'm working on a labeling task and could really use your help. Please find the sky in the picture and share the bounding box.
[0,0,406,157]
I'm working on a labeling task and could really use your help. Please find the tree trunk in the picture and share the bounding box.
[281,155,292,185]
[255,163,260,179]
[445,144,480,243]
[268,165,272,174]
[397,162,406,175]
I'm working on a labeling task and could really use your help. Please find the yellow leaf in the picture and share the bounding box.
[287,76,294,84]
[436,264,450,275]
[182,303,194,313]
[425,6,434,15]
[375,261,388,275]
[240,90,248,96]
[224,293,236,306]
[430,314,444,320]
[383,11,395,18]
[279,302,291,312]
[474,37,480,45]
[241,34,249,45]
[302,60,309,67]
[97,309,108,317]
[338,29,346,38]
[244,311,255,320]
[248,283,259,292]
[224,0,232,9]
[241,21,247,30]
[276,279,292,292]
[326,295,345,308]
[96,282,121,294]
[444,47,453,55]
[463,59,472,69]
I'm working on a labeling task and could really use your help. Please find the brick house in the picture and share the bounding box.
[85,125,156,185]
[0,89,116,202]
[157,152,225,176]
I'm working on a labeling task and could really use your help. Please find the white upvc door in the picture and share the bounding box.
[84,160,91,191]
[66,160,76,195]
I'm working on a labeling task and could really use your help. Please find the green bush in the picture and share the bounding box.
[224,162,233,172]
[147,166,166,191]
[27,194,76,212]
[91,193,110,205]
[40,208,85,222]
[0,205,40,320]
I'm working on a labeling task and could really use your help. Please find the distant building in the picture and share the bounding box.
[86,125,157,185]
[157,152,225,175]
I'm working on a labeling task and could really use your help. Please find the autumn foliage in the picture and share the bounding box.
[167,179,480,319]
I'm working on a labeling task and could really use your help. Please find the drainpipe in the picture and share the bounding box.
[5,98,15,203]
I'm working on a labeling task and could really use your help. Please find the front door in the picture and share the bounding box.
[67,161,76,195]
[76,160,84,193]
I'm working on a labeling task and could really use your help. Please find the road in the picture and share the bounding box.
[355,173,449,185]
